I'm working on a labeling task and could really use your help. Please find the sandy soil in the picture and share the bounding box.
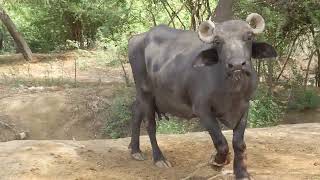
[0,83,126,141]
[0,51,131,141]
[0,123,319,180]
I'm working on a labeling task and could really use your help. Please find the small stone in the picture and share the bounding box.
[16,132,28,140]
[24,147,33,151]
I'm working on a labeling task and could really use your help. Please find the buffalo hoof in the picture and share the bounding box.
[236,177,252,180]
[209,153,231,167]
[155,160,172,168]
[219,170,252,180]
[235,174,253,180]
[131,152,146,161]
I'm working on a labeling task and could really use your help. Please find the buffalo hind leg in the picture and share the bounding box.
[146,112,172,168]
[233,112,250,179]
[130,100,146,161]
[130,93,171,167]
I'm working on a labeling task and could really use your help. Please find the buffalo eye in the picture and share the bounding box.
[243,32,254,41]
[213,36,222,45]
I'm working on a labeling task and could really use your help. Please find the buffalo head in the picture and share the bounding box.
[194,13,277,78]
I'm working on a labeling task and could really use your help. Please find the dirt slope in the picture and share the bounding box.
[0,123,319,180]
[0,84,122,141]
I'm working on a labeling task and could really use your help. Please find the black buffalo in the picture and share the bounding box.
[128,13,277,179]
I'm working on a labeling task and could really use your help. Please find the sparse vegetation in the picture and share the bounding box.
[103,85,135,139]
[248,88,284,128]
[288,88,320,111]
[157,118,187,134]
[0,75,75,88]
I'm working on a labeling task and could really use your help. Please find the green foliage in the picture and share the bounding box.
[248,89,283,128]
[235,0,320,55]
[288,88,320,111]
[103,86,134,139]
[2,0,129,52]
[0,0,219,54]
[157,118,187,134]
[1,0,318,64]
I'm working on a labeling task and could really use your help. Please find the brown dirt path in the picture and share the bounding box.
[0,123,319,180]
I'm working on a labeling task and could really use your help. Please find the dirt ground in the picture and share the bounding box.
[0,51,133,141]
[0,83,126,141]
[0,123,319,180]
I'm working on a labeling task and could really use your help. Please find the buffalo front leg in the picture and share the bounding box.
[146,112,172,168]
[199,113,230,167]
[233,112,250,179]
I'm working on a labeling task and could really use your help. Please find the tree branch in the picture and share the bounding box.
[276,29,304,81]
[165,0,186,29]
[159,0,176,28]
[168,0,188,28]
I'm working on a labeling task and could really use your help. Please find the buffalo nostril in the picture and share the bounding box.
[228,64,233,68]
[241,61,246,66]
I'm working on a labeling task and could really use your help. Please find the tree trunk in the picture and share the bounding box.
[316,50,320,87]
[267,60,273,94]
[187,0,196,31]
[211,0,234,22]
[0,6,32,61]
[0,30,3,50]
[304,50,316,88]
[310,25,320,87]
[257,60,261,82]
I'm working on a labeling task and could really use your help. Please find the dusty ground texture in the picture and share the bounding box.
[0,83,126,141]
[0,51,133,141]
[0,123,319,180]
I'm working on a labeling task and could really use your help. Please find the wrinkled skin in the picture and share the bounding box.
[128,20,277,179]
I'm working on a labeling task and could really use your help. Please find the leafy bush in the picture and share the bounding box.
[248,89,283,128]
[287,88,320,111]
[103,86,135,139]
[65,40,80,50]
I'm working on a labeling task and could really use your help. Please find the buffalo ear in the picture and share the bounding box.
[252,42,277,59]
[193,48,219,67]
